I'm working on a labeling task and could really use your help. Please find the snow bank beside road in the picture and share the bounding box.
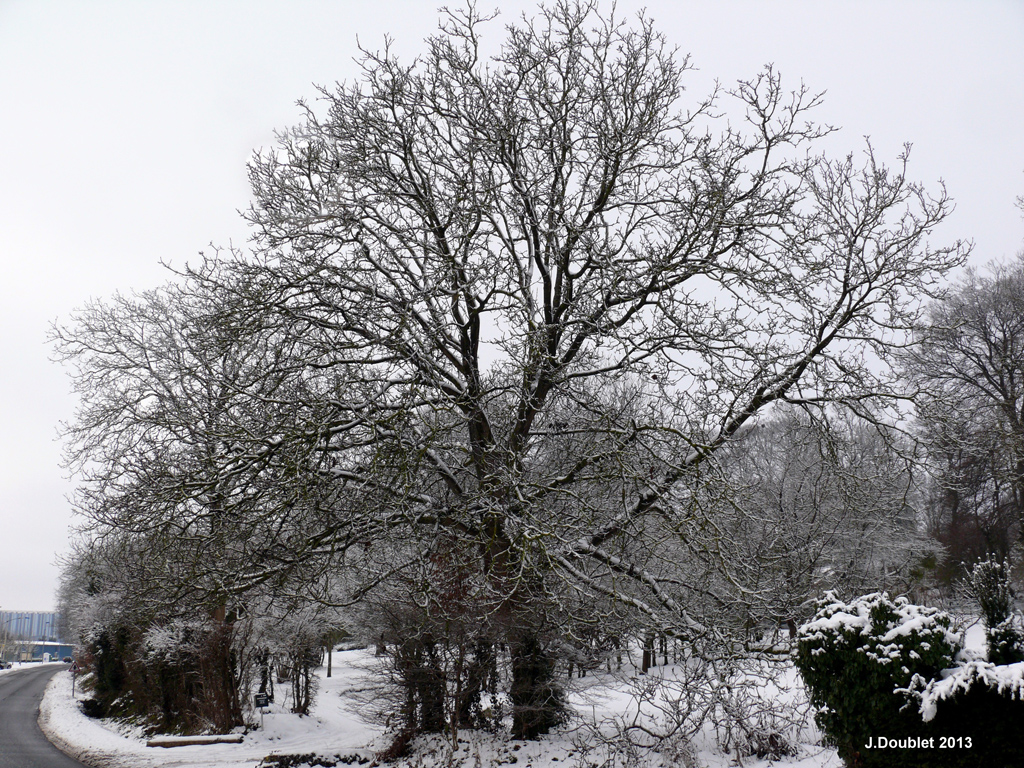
[39,650,379,768]
[0,660,63,677]
[39,669,155,768]
[38,648,841,768]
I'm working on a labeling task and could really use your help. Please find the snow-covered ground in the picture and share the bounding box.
[35,619,992,768]
[1,660,31,676]
[0,660,65,676]
[38,647,849,768]
[40,651,378,768]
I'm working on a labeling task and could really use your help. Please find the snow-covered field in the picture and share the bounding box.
[37,647,852,768]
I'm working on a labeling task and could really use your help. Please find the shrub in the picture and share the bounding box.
[907,660,1024,767]
[78,616,245,734]
[795,591,960,767]
[987,614,1024,665]
[967,558,1024,664]
[85,624,134,718]
[968,558,1013,629]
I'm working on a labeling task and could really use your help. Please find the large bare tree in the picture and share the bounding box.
[58,1,965,738]
[214,0,962,733]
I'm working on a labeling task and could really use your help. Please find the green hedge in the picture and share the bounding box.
[911,660,1024,768]
[795,592,960,767]
[797,591,1024,767]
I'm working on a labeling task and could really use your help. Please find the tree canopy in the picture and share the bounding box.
[54,0,967,740]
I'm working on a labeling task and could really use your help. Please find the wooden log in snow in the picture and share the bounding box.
[146,734,244,747]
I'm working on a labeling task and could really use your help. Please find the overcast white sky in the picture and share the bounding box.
[1,0,1022,612]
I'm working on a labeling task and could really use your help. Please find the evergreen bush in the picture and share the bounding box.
[795,591,960,767]
[968,558,1013,629]
[907,660,1024,767]
[967,558,1024,664]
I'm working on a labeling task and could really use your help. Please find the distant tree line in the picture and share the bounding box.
[905,256,1024,576]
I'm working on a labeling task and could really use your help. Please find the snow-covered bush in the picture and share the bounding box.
[915,660,1024,721]
[967,558,1024,664]
[969,558,1014,627]
[986,614,1024,665]
[141,619,211,663]
[795,591,960,767]
[900,661,1024,767]
[71,611,243,735]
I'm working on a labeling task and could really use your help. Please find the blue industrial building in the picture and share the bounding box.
[1,611,72,662]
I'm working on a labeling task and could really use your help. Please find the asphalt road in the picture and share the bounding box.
[0,665,89,768]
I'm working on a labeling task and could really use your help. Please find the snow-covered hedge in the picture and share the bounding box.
[896,660,1024,767]
[915,660,1024,721]
[795,591,960,767]
[798,591,1024,767]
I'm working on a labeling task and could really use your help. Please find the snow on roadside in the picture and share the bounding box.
[38,648,842,768]
[39,649,380,768]
[40,668,156,767]
[0,660,65,676]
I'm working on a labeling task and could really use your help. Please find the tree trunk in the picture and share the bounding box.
[510,634,564,740]
[457,640,493,728]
